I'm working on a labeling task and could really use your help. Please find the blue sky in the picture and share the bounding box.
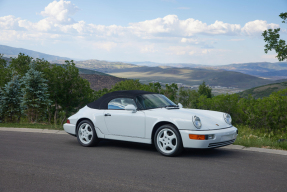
[0,0,286,65]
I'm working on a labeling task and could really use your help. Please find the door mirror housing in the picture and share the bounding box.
[178,103,183,108]
[125,104,137,113]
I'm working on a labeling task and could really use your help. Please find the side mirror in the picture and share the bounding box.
[178,103,183,108]
[125,104,137,113]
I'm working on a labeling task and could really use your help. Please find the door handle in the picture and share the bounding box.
[104,113,111,116]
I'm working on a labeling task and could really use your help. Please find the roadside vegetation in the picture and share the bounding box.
[235,125,287,150]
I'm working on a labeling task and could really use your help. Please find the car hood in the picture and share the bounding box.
[146,108,232,130]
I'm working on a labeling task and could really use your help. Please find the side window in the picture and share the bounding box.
[108,98,137,110]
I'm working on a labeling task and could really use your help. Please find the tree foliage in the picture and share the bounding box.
[9,53,33,76]
[0,54,11,88]
[44,60,94,125]
[262,12,287,61]
[21,62,51,123]
[0,72,23,123]
[198,81,212,98]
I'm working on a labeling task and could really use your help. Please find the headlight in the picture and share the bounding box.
[223,113,232,125]
[192,116,202,129]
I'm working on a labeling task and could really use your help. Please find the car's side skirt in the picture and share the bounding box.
[105,134,152,144]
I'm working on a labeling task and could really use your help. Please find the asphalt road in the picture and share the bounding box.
[0,131,287,192]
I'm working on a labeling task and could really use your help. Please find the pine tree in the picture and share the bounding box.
[0,72,22,123]
[21,62,51,123]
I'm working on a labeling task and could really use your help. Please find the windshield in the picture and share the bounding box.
[136,94,177,109]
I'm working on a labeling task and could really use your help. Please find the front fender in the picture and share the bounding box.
[145,111,194,139]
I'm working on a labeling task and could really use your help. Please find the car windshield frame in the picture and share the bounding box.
[136,94,177,110]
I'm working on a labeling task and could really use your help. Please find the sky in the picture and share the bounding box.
[0,0,286,65]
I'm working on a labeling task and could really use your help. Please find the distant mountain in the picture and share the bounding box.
[275,79,287,83]
[128,61,206,68]
[54,60,275,88]
[237,81,287,99]
[0,44,70,61]
[107,66,273,89]
[198,62,287,79]
[54,59,137,73]
[128,61,287,79]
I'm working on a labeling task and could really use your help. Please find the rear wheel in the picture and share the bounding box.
[154,124,183,156]
[76,120,99,147]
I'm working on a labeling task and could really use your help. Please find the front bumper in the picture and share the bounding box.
[179,126,238,148]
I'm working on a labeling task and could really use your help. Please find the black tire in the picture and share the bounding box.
[154,124,183,157]
[76,120,99,147]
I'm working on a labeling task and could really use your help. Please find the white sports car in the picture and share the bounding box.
[64,90,238,156]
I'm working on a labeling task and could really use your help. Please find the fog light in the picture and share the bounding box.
[207,134,214,140]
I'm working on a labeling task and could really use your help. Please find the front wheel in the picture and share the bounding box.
[154,124,183,157]
[76,120,99,147]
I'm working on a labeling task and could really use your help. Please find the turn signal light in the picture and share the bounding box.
[67,119,70,124]
[189,134,206,140]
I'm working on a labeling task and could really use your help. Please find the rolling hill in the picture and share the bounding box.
[107,66,273,89]
[237,80,287,99]
[198,62,287,80]
[0,44,69,61]
[74,66,126,91]
[54,59,137,73]
[129,61,287,80]
[55,64,125,91]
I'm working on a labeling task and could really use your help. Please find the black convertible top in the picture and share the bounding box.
[87,90,155,109]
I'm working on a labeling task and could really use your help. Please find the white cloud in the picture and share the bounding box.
[181,38,199,44]
[241,20,279,36]
[189,51,195,55]
[130,15,241,37]
[140,44,158,53]
[0,15,21,30]
[40,0,79,24]
[93,41,117,51]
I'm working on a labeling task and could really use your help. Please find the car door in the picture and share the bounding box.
[104,97,145,138]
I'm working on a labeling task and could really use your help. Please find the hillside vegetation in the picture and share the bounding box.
[107,66,273,89]
[238,81,287,99]
[79,74,125,91]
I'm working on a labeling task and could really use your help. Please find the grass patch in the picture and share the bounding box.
[0,123,63,130]
[234,125,287,150]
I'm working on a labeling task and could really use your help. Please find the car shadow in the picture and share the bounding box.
[181,148,237,158]
[96,139,237,158]
[98,139,156,152]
